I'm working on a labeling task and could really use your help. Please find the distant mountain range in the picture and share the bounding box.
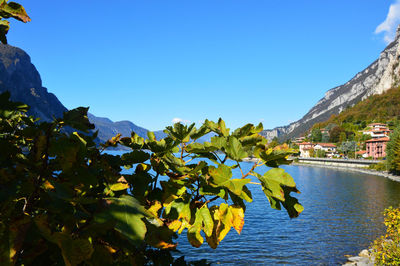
[0,44,161,143]
[4,25,400,145]
[261,26,400,141]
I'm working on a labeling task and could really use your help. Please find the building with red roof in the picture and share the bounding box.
[366,137,390,159]
[363,123,391,139]
[299,142,314,158]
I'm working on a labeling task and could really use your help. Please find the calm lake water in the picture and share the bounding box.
[171,163,400,265]
[109,149,400,265]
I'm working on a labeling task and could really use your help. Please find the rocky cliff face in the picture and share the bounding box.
[0,44,67,121]
[0,44,153,142]
[261,26,400,140]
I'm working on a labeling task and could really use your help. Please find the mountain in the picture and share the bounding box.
[0,44,155,143]
[88,113,168,141]
[312,86,400,129]
[0,44,67,121]
[261,26,400,140]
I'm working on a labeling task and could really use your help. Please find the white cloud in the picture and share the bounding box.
[375,0,400,44]
[172,117,191,124]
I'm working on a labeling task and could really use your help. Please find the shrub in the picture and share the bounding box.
[372,207,400,265]
[369,163,387,171]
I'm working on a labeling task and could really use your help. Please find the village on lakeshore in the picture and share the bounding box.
[293,123,391,160]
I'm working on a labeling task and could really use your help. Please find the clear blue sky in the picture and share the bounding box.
[7,1,398,130]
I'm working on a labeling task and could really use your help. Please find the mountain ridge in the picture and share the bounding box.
[261,26,400,140]
[0,44,156,143]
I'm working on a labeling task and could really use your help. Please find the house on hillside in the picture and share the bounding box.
[363,123,391,139]
[368,123,388,129]
[299,142,314,158]
[366,137,390,159]
[293,136,306,143]
[363,123,390,138]
[320,128,330,135]
[314,143,337,158]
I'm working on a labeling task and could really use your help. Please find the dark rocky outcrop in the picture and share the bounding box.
[0,44,67,121]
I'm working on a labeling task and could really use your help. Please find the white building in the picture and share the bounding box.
[314,143,337,157]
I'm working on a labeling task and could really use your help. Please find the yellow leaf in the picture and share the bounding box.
[104,245,117,254]
[230,206,244,234]
[152,240,177,249]
[217,204,233,242]
[147,201,162,217]
[178,219,189,234]
[43,180,55,190]
[109,183,129,191]
[168,220,182,231]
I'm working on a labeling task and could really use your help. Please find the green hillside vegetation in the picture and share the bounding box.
[313,87,400,131]
[302,87,400,158]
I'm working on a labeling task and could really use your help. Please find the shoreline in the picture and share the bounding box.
[243,157,400,182]
[293,162,400,182]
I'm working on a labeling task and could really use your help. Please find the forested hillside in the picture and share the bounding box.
[313,87,400,130]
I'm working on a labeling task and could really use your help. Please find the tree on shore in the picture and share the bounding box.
[386,126,400,174]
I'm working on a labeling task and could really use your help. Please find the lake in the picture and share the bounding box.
[170,163,400,265]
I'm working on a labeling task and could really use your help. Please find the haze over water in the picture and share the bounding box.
[175,164,400,265]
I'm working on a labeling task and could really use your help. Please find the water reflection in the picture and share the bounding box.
[175,164,400,265]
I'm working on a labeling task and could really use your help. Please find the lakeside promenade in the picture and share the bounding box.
[296,157,381,168]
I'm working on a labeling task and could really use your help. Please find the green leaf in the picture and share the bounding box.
[232,123,254,138]
[62,107,94,132]
[95,195,148,245]
[147,131,156,141]
[208,164,250,196]
[165,122,195,143]
[187,211,204,248]
[257,149,295,167]
[262,168,296,187]
[199,185,226,199]
[57,235,94,266]
[225,136,248,161]
[190,124,211,140]
[146,138,167,152]
[164,198,191,221]
[256,169,303,218]
[204,119,229,136]
[186,142,218,153]
[218,119,229,136]
[210,136,227,149]
[199,207,213,237]
[121,150,150,167]
[281,189,304,218]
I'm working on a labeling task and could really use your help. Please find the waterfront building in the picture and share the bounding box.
[314,143,337,158]
[299,142,314,158]
[366,137,390,159]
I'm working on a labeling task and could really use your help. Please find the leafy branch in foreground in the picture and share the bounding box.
[0,0,30,44]
[0,91,303,265]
